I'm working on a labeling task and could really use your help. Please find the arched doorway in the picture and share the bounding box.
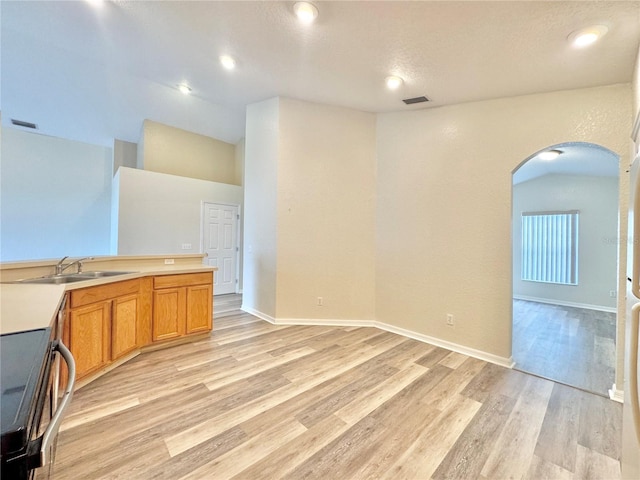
[512,142,620,396]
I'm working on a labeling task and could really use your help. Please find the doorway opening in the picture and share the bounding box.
[512,142,619,396]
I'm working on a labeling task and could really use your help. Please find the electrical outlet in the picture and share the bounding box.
[446,314,454,326]
[164,259,175,265]
[317,297,323,306]
[609,290,617,298]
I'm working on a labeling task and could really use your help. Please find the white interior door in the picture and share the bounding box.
[202,203,238,295]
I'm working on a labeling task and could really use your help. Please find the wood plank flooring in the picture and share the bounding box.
[512,299,616,396]
[214,293,243,317]
[50,312,622,479]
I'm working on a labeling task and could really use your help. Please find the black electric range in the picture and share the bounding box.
[1,328,54,478]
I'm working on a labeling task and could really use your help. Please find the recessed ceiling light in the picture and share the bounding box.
[85,0,105,7]
[178,84,192,95]
[538,149,562,161]
[293,2,318,24]
[568,25,608,48]
[220,55,236,70]
[385,76,404,90]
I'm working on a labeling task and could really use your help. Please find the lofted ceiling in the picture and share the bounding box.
[1,1,639,148]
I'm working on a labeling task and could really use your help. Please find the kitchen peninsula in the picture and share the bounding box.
[1,254,216,387]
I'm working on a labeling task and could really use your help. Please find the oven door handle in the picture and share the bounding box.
[39,340,76,467]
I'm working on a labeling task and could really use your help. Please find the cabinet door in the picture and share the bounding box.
[69,301,111,379]
[153,288,185,341]
[112,293,139,360]
[185,284,213,334]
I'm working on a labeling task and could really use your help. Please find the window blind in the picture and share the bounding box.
[521,211,578,285]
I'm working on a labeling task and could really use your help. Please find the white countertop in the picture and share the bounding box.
[0,264,216,335]
[36,265,216,290]
[0,284,66,335]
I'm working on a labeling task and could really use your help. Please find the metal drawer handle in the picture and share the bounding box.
[39,340,76,466]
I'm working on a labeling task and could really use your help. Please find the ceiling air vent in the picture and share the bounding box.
[11,119,38,129]
[402,96,430,105]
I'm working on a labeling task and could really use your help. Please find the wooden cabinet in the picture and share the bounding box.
[152,272,213,342]
[69,301,111,378]
[153,288,185,341]
[186,284,213,334]
[111,293,139,359]
[66,279,142,380]
[59,271,211,384]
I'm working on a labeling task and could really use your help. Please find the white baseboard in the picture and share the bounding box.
[276,317,376,327]
[513,295,616,313]
[241,307,514,369]
[373,320,515,368]
[609,383,624,403]
[241,305,275,324]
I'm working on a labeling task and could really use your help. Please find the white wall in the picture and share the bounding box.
[114,167,243,258]
[512,174,619,310]
[1,127,112,261]
[276,98,377,321]
[235,137,245,187]
[376,84,632,361]
[243,98,279,318]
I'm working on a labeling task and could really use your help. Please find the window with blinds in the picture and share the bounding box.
[521,211,578,285]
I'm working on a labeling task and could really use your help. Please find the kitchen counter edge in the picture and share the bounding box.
[0,266,216,335]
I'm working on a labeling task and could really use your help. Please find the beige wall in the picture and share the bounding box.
[113,139,137,175]
[376,84,632,360]
[276,98,376,320]
[140,119,238,185]
[243,85,632,365]
[243,98,377,322]
[136,122,145,170]
[243,98,280,318]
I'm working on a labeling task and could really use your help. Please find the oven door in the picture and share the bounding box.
[2,339,76,480]
[31,341,76,480]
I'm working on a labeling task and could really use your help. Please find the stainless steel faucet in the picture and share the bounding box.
[55,256,95,275]
[54,256,69,275]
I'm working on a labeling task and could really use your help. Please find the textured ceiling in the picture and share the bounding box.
[1,1,639,147]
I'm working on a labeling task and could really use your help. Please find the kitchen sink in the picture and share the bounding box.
[17,275,90,284]
[16,271,136,284]
[74,271,136,278]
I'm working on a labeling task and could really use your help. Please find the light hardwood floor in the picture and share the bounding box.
[214,293,243,318]
[513,299,616,397]
[51,312,622,479]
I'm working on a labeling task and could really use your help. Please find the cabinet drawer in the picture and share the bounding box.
[153,272,213,289]
[70,279,141,308]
